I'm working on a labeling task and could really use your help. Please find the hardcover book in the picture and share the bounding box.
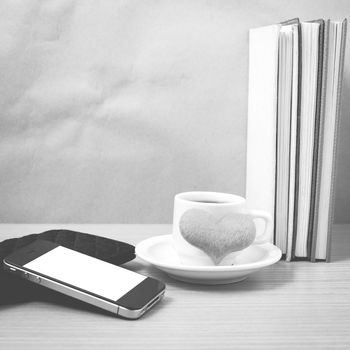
[246,18,347,262]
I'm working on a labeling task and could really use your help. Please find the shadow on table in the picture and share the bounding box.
[127,259,295,293]
[0,275,117,318]
[0,262,172,320]
[0,258,292,316]
[0,279,172,321]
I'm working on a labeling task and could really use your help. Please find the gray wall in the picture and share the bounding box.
[0,0,349,223]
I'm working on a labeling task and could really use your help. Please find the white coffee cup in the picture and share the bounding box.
[172,191,272,266]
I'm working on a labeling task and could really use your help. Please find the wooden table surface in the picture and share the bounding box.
[0,224,349,349]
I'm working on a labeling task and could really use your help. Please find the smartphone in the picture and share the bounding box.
[3,239,165,319]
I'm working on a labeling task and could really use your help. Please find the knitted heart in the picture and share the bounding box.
[179,209,256,265]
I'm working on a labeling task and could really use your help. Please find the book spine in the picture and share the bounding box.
[290,23,303,261]
[273,32,282,249]
[307,20,325,261]
[246,25,280,243]
[286,24,300,262]
[326,19,347,262]
[310,20,330,262]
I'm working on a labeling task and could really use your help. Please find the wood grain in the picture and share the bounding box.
[0,224,349,349]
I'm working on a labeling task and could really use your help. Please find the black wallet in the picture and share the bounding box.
[0,229,135,304]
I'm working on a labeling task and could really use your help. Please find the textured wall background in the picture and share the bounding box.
[0,0,349,223]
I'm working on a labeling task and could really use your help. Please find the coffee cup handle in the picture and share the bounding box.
[248,210,273,244]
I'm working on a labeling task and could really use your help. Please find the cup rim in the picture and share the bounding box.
[175,191,245,206]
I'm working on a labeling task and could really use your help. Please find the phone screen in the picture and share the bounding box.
[24,246,146,301]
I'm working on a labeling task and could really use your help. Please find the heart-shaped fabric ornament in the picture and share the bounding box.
[179,209,256,265]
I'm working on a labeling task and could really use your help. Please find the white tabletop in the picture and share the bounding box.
[0,224,349,350]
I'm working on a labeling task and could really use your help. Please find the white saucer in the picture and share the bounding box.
[135,235,282,285]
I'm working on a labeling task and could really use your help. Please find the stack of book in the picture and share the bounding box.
[246,18,347,262]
